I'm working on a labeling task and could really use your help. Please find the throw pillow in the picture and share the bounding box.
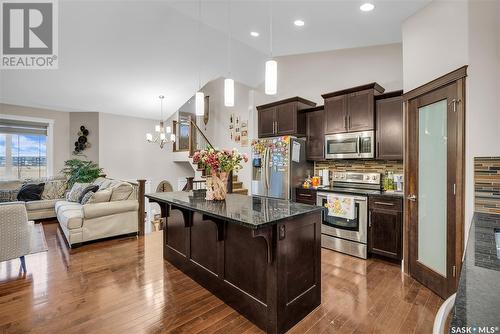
[85,189,112,204]
[80,191,95,205]
[41,179,68,200]
[66,182,90,202]
[110,182,134,201]
[78,185,99,203]
[92,177,107,187]
[17,183,45,201]
[0,190,12,203]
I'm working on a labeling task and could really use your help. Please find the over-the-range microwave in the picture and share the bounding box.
[324,130,375,159]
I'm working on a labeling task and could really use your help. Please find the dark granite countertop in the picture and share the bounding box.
[297,186,404,198]
[449,212,500,332]
[146,191,323,230]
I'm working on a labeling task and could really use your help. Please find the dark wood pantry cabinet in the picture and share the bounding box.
[305,106,325,161]
[322,83,385,135]
[376,91,404,160]
[257,97,316,138]
[368,195,403,261]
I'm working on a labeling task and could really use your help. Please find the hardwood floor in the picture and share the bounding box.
[0,222,442,333]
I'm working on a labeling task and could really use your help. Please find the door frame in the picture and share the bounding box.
[402,66,467,288]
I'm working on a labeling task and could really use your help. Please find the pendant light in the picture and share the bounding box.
[224,0,235,107]
[265,0,277,95]
[195,0,205,116]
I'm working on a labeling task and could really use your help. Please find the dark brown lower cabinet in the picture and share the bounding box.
[368,196,403,261]
[295,188,317,205]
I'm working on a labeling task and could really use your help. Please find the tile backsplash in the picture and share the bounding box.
[314,160,403,184]
[474,157,500,215]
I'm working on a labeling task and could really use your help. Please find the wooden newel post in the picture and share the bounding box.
[137,179,146,236]
[227,171,233,194]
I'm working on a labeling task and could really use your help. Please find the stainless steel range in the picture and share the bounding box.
[317,171,381,259]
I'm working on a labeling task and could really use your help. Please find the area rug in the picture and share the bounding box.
[29,223,48,255]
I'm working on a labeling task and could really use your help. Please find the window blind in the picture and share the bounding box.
[0,119,49,136]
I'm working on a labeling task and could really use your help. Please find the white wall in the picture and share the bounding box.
[69,112,99,162]
[402,0,500,244]
[255,43,404,106]
[202,78,255,189]
[176,78,256,190]
[0,103,71,174]
[465,0,500,231]
[98,112,193,191]
[402,1,469,92]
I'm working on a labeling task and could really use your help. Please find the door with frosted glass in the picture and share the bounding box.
[407,83,459,299]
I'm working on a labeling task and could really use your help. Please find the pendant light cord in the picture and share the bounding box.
[227,0,232,76]
[269,0,273,58]
[198,0,202,89]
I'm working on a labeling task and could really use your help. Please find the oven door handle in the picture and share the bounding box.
[317,193,367,201]
[357,136,361,156]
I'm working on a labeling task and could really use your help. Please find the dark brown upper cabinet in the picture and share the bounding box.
[324,95,347,134]
[305,106,325,161]
[376,91,403,160]
[257,97,316,138]
[322,83,385,135]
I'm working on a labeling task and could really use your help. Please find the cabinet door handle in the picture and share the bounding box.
[299,193,313,197]
[374,201,395,206]
[348,115,351,129]
[344,116,347,130]
[369,211,372,227]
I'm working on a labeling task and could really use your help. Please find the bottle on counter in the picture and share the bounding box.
[384,171,395,191]
[311,176,320,188]
[303,173,312,188]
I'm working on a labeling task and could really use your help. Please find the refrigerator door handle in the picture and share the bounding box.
[265,147,270,191]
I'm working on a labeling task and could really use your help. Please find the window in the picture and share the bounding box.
[0,119,49,180]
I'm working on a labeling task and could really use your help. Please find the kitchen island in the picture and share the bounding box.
[146,191,323,334]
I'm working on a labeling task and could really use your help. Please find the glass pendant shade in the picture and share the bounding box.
[224,78,234,107]
[146,133,153,141]
[166,126,172,134]
[265,60,277,95]
[195,91,205,116]
[155,124,161,132]
[160,132,166,140]
[170,133,176,142]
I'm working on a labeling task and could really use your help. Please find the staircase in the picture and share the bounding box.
[231,174,248,195]
[174,119,248,195]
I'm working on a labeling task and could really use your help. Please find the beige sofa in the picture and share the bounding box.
[55,177,139,247]
[0,178,67,220]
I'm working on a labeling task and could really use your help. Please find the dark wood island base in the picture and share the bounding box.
[147,192,322,334]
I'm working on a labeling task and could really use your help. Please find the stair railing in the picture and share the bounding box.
[188,120,213,157]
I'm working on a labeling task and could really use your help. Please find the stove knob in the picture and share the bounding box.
[372,176,377,180]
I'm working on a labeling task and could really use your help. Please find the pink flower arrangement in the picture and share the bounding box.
[192,147,248,175]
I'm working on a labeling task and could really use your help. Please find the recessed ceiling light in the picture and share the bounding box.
[294,19,305,27]
[250,31,259,37]
[360,3,375,12]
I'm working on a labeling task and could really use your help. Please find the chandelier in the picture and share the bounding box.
[146,95,175,149]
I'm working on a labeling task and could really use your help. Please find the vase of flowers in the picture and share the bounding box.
[192,148,249,201]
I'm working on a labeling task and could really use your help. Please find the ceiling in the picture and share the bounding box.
[0,0,430,120]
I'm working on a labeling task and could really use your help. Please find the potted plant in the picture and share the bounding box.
[61,159,103,187]
[192,148,248,200]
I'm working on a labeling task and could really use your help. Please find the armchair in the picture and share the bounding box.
[0,202,33,272]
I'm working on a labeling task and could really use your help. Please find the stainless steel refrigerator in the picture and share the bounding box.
[251,136,312,200]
